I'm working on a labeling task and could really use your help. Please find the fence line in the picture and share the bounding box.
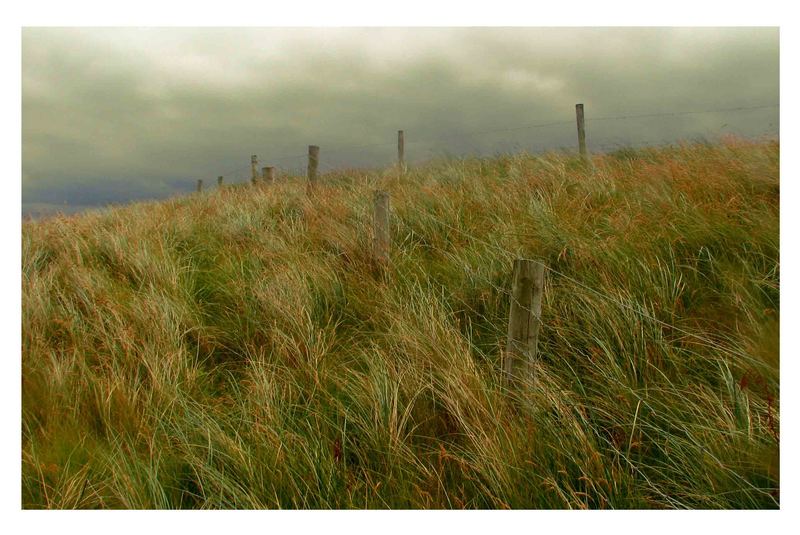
[238,127,778,177]
[166,101,780,391]
[28,99,777,392]
[193,101,778,188]
[181,100,777,369]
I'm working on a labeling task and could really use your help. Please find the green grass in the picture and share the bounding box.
[21,137,779,509]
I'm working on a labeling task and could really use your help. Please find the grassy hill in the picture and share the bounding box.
[21,138,779,509]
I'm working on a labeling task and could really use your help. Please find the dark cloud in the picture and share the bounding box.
[22,27,779,215]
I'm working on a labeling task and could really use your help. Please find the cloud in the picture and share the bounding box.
[22,27,779,211]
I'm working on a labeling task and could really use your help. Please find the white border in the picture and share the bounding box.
[4,1,794,533]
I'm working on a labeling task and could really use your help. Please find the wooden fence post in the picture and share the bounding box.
[251,155,259,185]
[373,190,390,267]
[397,130,405,172]
[263,166,275,184]
[575,103,588,161]
[197,179,203,193]
[218,176,224,187]
[503,259,545,387]
[307,145,319,187]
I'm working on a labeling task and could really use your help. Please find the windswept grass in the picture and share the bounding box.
[22,137,779,509]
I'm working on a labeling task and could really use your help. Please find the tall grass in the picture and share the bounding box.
[21,137,779,509]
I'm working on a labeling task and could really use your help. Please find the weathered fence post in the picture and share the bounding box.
[373,190,390,267]
[397,130,405,172]
[251,155,259,185]
[217,176,224,187]
[308,145,319,184]
[307,145,319,187]
[503,259,545,387]
[197,179,203,193]
[575,103,588,161]
[263,166,275,184]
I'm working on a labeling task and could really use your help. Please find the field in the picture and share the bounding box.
[21,138,779,509]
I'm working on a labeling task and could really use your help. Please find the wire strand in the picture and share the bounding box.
[587,104,779,123]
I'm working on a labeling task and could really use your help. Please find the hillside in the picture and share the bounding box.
[21,138,780,509]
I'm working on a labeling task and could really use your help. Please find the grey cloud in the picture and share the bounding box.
[22,27,779,215]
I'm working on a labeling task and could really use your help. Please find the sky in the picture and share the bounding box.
[21,27,779,218]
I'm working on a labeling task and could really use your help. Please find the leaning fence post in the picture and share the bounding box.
[575,103,588,162]
[263,166,275,184]
[197,179,203,193]
[503,259,545,387]
[217,176,224,187]
[397,130,405,172]
[373,190,390,267]
[251,155,259,185]
[307,145,319,187]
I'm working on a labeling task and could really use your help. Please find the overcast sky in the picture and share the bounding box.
[21,27,779,217]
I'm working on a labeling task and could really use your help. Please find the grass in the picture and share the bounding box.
[21,137,779,509]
